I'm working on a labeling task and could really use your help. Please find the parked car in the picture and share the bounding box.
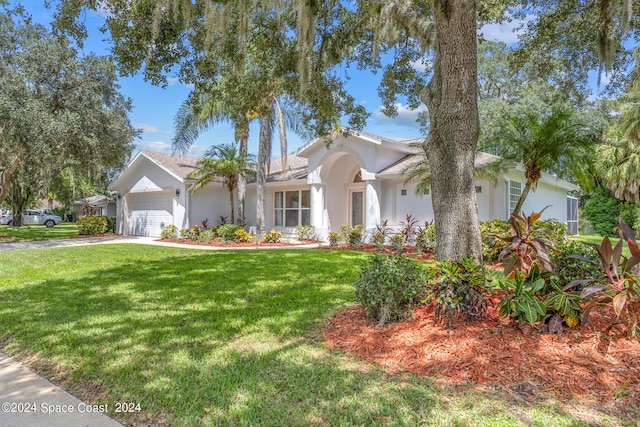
[2,209,62,227]
[0,210,11,225]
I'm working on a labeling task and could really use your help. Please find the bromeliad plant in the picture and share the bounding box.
[493,208,559,278]
[566,218,640,337]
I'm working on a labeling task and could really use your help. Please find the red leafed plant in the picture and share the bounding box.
[566,218,640,337]
[492,207,559,278]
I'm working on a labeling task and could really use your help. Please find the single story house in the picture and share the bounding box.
[73,194,117,217]
[108,131,579,238]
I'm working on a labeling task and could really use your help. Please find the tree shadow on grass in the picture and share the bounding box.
[0,246,633,426]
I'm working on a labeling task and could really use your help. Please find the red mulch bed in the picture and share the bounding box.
[315,243,435,261]
[159,237,314,248]
[324,301,640,405]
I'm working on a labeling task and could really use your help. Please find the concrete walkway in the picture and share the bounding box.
[0,235,320,252]
[0,352,123,427]
[0,235,155,251]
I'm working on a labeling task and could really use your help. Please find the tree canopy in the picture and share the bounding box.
[52,0,639,260]
[0,9,136,224]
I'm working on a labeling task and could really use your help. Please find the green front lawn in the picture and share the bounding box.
[0,222,79,242]
[0,245,631,426]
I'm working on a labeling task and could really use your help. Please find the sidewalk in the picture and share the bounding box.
[0,352,123,427]
[0,235,155,252]
[0,235,320,251]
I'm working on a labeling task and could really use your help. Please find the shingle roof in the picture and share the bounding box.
[141,150,200,179]
[140,150,308,183]
[377,151,502,176]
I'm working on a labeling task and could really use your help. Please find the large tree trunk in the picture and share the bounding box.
[236,118,249,227]
[8,182,28,227]
[256,113,272,236]
[421,0,482,261]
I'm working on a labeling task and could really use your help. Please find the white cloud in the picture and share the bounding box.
[480,16,531,45]
[136,123,172,135]
[136,141,172,152]
[186,145,208,156]
[411,58,432,72]
[166,76,194,88]
[373,103,427,129]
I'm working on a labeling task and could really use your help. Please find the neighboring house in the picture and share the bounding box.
[108,131,579,238]
[73,194,117,217]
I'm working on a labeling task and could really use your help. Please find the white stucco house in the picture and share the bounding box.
[108,131,579,238]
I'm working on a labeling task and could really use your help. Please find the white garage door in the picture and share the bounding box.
[128,192,173,237]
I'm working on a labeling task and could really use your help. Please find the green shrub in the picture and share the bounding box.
[534,218,568,245]
[180,228,196,240]
[161,224,178,240]
[295,225,316,241]
[354,254,429,326]
[399,214,418,245]
[199,229,215,243]
[348,224,365,247]
[105,216,116,233]
[217,224,242,242]
[233,228,254,243]
[551,240,600,286]
[427,257,489,328]
[480,219,510,262]
[262,229,282,243]
[390,234,404,253]
[497,268,547,326]
[328,231,339,246]
[372,220,391,250]
[338,224,352,245]
[583,186,619,236]
[415,221,435,253]
[76,215,107,235]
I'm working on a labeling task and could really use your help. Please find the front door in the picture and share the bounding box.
[350,189,364,226]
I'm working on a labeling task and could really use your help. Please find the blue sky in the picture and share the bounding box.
[11,2,607,158]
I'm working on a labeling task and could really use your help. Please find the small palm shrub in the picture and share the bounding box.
[217,224,242,242]
[354,254,429,326]
[160,224,179,240]
[233,228,254,243]
[262,229,282,243]
[426,257,489,328]
[77,215,107,235]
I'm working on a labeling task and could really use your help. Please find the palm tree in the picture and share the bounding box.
[596,127,640,202]
[489,108,594,214]
[173,89,253,225]
[187,143,256,224]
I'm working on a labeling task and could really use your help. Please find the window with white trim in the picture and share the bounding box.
[274,190,310,227]
[509,180,522,214]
